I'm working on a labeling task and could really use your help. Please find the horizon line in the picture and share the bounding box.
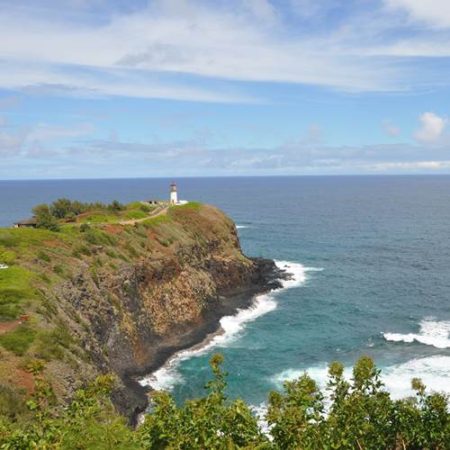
[2,173,450,182]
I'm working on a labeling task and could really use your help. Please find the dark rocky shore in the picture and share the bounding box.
[1,203,288,429]
[114,257,288,426]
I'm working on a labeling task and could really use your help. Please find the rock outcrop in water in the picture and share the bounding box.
[0,203,282,423]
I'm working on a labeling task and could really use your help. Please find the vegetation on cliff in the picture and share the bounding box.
[0,354,448,449]
[0,200,261,423]
[32,198,159,229]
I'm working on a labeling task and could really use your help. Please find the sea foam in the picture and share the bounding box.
[140,260,321,391]
[383,318,450,349]
[272,355,450,400]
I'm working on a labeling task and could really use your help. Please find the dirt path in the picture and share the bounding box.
[117,206,169,225]
[72,205,169,227]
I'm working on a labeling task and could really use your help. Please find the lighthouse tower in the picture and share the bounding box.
[170,182,178,205]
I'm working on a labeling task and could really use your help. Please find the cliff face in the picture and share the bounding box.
[0,203,280,421]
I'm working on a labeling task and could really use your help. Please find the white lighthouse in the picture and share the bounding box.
[170,182,178,205]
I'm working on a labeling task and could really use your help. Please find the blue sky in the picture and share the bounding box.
[1,0,450,178]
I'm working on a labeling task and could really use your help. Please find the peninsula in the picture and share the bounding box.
[0,193,283,423]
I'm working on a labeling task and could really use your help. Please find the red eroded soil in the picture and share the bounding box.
[0,320,20,334]
[43,239,64,248]
[14,368,35,394]
[104,224,124,235]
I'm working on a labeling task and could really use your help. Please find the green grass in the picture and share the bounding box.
[77,213,118,224]
[124,210,147,220]
[0,324,36,356]
[0,384,27,419]
[74,202,156,224]
[0,249,16,265]
[83,229,117,246]
[0,267,37,320]
[178,201,201,210]
[35,326,73,361]
[0,228,57,249]
[142,214,171,228]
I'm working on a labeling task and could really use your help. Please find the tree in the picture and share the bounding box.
[32,204,60,232]
[138,354,267,449]
[50,198,73,219]
[108,200,125,212]
[0,356,448,449]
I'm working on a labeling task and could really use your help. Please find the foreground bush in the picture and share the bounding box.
[0,355,448,449]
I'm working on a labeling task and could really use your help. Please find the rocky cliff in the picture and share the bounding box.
[0,203,281,422]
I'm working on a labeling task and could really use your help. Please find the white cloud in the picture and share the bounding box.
[369,160,450,171]
[414,112,447,143]
[0,120,95,157]
[385,0,450,29]
[0,0,417,100]
[0,1,448,102]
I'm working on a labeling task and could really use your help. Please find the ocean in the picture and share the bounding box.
[1,176,450,409]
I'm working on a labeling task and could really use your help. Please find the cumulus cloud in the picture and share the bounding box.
[414,112,447,144]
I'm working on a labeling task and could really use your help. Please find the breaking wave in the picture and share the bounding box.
[383,318,450,349]
[272,355,450,400]
[140,260,322,391]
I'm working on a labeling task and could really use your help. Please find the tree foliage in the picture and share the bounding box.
[0,355,448,449]
[32,198,126,229]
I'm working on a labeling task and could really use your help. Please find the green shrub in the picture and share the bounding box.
[0,249,16,265]
[35,326,73,361]
[0,325,36,356]
[39,273,51,284]
[0,385,27,420]
[139,204,151,213]
[37,251,50,263]
[53,265,64,276]
[83,229,116,246]
[108,200,125,212]
[0,355,449,448]
[72,245,91,258]
[79,223,91,233]
[105,249,117,258]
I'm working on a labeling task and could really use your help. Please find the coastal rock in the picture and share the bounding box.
[1,204,283,424]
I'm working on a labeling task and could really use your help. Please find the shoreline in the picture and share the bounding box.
[121,257,287,426]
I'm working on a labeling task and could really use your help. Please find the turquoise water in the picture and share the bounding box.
[1,176,450,407]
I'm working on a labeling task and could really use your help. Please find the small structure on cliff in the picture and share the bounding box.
[14,217,38,228]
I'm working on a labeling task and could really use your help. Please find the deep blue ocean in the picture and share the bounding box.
[1,176,449,409]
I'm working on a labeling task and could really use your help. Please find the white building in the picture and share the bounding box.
[170,182,178,205]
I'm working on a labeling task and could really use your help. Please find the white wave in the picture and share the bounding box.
[272,355,450,400]
[141,364,184,392]
[236,225,250,229]
[251,403,271,437]
[383,318,450,349]
[141,260,322,391]
[382,356,450,399]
